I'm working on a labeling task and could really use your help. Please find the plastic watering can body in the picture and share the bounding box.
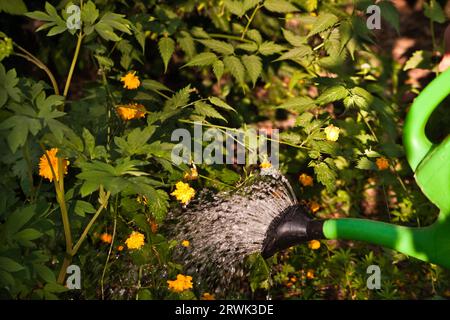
[322,68,450,268]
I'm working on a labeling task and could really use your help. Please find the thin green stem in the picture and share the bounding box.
[208,33,254,43]
[63,32,84,100]
[71,190,111,255]
[241,4,261,39]
[13,47,60,95]
[100,195,117,300]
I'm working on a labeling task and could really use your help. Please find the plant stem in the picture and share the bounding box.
[100,195,118,300]
[63,32,84,101]
[208,33,254,43]
[241,4,261,39]
[13,46,60,95]
[71,190,111,255]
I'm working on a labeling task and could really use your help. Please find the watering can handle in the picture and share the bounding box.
[403,68,450,172]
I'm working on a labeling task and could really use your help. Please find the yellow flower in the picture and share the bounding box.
[299,173,313,187]
[308,240,321,250]
[125,231,145,250]
[260,161,272,169]
[324,124,340,142]
[100,233,112,244]
[38,148,69,182]
[201,292,215,300]
[306,269,315,279]
[116,103,146,121]
[290,276,297,283]
[171,181,195,205]
[120,71,140,89]
[181,240,190,247]
[117,245,124,251]
[309,201,320,213]
[184,167,198,181]
[167,274,193,293]
[376,157,389,171]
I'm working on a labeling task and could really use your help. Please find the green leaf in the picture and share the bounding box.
[81,1,99,26]
[177,31,196,58]
[424,0,445,23]
[213,60,224,83]
[165,85,191,109]
[317,85,348,105]
[0,0,27,15]
[197,39,234,55]
[208,96,236,112]
[0,257,24,272]
[276,96,316,113]
[241,55,262,87]
[34,264,56,284]
[4,205,37,236]
[158,37,175,73]
[258,41,286,55]
[149,189,170,223]
[224,0,246,17]
[282,28,307,46]
[223,55,245,85]
[275,45,312,61]
[246,29,262,44]
[378,1,400,33]
[264,0,299,13]
[141,79,172,93]
[0,65,20,107]
[313,162,337,192]
[356,157,377,170]
[194,101,227,122]
[294,0,318,12]
[74,200,96,217]
[403,50,432,71]
[183,52,217,68]
[13,228,43,241]
[307,13,339,37]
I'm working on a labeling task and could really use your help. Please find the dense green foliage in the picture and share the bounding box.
[0,0,449,299]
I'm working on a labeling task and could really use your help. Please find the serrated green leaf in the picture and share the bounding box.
[275,45,312,61]
[198,39,234,55]
[258,41,286,55]
[213,59,224,83]
[208,96,236,112]
[317,85,348,105]
[276,96,316,112]
[313,162,337,192]
[403,50,432,71]
[13,228,43,241]
[158,37,175,73]
[177,31,196,58]
[282,28,307,46]
[183,52,217,68]
[264,0,299,13]
[223,55,245,85]
[308,13,339,37]
[194,101,227,122]
[241,55,262,87]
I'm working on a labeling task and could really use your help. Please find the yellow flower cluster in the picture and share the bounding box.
[171,181,195,205]
[201,293,215,300]
[38,148,69,182]
[167,274,193,293]
[116,103,146,121]
[120,71,140,89]
[125,231,145,250]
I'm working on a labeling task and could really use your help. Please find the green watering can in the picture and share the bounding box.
[262,68,450,268]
